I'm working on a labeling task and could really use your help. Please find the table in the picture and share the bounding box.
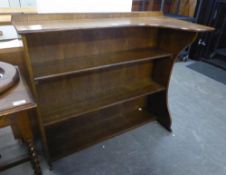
[0,71,41,175]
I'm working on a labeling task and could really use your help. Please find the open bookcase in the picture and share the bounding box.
[12,12,213,164]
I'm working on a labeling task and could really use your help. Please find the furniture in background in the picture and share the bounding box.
[0,40,24,72]
[12,12,213,166]
[0,40,27,129]
[132,0,201,21]
[0,7,37,42]
[132,0,162,11]
[0,63,40,174]
[0,6,36,128]
[162,0,204,61]
[132,0,203,61]
[161,0,202,22]
[0,8,39,173]
[190,0,226,70]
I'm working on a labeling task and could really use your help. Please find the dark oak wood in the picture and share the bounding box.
[12,12,213,165]
[12,12,214,33]
[0,70,36,116]
[34,47,171,81]
[0,40,27,79]
[0,40,32,137]
[0,71,41,175]
[37,61,165,125]
[46,97,156,161]
[43,79,164,126]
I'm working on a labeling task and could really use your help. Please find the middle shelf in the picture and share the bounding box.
[33,47,171,81]
[42,79,165,126]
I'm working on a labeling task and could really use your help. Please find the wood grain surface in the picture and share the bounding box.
[12,12,214,34]
[16,12,213,163]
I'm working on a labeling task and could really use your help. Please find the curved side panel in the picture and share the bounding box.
[149,29,197,132]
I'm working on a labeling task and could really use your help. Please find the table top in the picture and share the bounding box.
[0,39,23,54]
[12,12,214,34]
[0,72,36,116]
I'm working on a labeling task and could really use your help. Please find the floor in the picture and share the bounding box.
[1,61,226,175]
[201,51,226,70]
[187,61,226,85]
[202,57,226,71]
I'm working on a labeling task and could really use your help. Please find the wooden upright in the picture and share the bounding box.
[12,12,213,165]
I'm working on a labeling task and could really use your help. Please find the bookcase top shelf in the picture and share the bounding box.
[12,12,214,34]
[33,47,171,81]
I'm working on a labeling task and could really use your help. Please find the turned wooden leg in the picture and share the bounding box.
[13,110,42,175]
[26,140,41,175]
[148,91,172,132]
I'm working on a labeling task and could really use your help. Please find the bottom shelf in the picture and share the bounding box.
[45,97,156,161]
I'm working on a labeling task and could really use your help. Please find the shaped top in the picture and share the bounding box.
[12,12,214,34]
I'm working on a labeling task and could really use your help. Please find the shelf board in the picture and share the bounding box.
[34,48,171,81]
[46,107,156,161]
[13,13,214,34]
[43,80,165,126]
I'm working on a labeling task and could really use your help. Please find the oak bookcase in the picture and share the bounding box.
[12,12,213,165]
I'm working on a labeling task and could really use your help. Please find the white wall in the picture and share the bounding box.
[0,0,10,8]
[0,0,36,8]
[20,0,36,8]
[37,0,132,13]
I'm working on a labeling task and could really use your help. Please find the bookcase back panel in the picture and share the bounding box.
[25,27,159,78]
